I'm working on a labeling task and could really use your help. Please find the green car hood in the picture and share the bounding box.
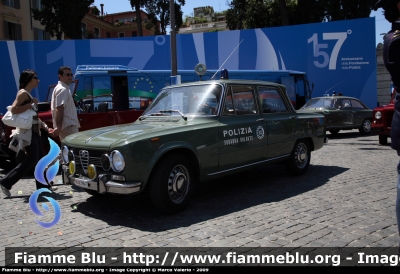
[63,119,214,149]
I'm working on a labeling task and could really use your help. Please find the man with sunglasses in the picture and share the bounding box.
[49,66,80,142]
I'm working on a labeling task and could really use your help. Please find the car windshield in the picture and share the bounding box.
[143,84,222,117]
[301,98,335,110]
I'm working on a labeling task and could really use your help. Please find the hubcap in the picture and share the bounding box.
[168,165,189,204]
[363,120,371,131]
[295,143,308,169]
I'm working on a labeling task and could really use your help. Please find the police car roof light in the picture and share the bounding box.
[76,65,138,71]
[220,69,229,79]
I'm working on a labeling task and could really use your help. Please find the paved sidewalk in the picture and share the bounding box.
[0,130,399,265]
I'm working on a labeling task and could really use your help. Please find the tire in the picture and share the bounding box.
[359,119,372,135]
[285,140,311,176]
[329,130,340,135]
[379,135,388,145]
[0,158,15,171]
[85,189,101,196]
[149,153,193,214]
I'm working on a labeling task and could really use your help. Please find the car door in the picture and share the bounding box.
[350,99,369,126]
[259,86,296,158]
[324,98,353,128]
[218,85,268,171]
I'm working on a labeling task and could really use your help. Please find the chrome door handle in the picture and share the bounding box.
[289,116,296,119]
[256,118,266,122]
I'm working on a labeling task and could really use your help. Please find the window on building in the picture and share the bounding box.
[106,32,111,38]
[34,28,50,40]
[94,27,100,38]
[3,20,22,40]
[144,18,148,23]
[81,22,87,38]
[32,0,42,10]
[132,31,137,37]
[118,33,124,38]
[3,0,20,9]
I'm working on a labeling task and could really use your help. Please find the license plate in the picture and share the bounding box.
[73,177,89,188]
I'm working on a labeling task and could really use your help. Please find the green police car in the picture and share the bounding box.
[61,73,326,214]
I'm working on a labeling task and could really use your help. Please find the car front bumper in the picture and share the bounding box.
[62,165,141,195]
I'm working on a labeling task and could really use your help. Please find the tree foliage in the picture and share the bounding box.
[32,0,93,40]
[145,0,185,35]
[226,0,376,30]
[129,0,148,36]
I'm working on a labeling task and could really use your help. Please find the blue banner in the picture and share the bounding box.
[0,17,376,112]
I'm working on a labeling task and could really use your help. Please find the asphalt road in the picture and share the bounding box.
[1,129,399,266]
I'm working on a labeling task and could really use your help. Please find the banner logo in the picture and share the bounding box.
[29,138,62,228]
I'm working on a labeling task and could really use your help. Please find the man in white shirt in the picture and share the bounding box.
[49,66,80,142]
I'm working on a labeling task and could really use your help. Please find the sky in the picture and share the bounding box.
[93,0,391,46]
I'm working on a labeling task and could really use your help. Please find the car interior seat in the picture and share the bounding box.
[97,102,108,112]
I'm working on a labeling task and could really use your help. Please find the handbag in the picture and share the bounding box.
[1,106,36,129]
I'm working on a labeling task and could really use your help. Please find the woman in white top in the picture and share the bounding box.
[1,69,56,197]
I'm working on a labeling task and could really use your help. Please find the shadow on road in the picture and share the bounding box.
[67,164,348,232]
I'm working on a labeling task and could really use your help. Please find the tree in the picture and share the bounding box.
[278,0,289,25]
[129,0,148,36]
[32,0,93,40]
[90,5,101,17]
[323,0,375,21]
[225,0,248,30]
[145,0,185,35]
[225,0,376,30]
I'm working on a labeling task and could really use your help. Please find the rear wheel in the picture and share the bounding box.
[359,119,371,135]
[379,135,388,145]
[329,130,340,135]
[285,140,311,176]
[149,153,193,214]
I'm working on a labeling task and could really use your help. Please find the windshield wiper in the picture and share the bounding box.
[160,109,187,121]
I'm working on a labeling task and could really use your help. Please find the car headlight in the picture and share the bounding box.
[375,111,382,120]
[62,146,69,163]
[110,150,125,172]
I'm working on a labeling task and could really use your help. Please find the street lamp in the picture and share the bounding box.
[170,0,177,76]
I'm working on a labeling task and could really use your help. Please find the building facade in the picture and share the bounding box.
[1,0,50,41]
[179,6,228,34]
[81,5,160,39]
[1,1,159,41]
[376,42,392,106]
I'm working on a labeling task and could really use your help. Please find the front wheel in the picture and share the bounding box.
[359,119,371,135]
[149,153,194,214]
[85,189,101,196]
[285,140,311,176]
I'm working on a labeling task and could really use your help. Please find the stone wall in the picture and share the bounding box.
[376,43,392,106]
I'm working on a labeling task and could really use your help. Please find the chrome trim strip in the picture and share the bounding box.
[85,128,115,143]
[68,174,141,195]
[105,181,141,194]
[207,154,290,176]
[105,181,141,188]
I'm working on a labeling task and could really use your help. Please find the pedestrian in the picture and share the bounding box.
[374,0,400,253]
[49,66,80,142]
[0,69,56,197]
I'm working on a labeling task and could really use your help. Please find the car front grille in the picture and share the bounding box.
[71,149,107,174]
[386,110,394,127]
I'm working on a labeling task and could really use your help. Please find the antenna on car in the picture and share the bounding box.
[211,39,244,80]
[323,79,347,95]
